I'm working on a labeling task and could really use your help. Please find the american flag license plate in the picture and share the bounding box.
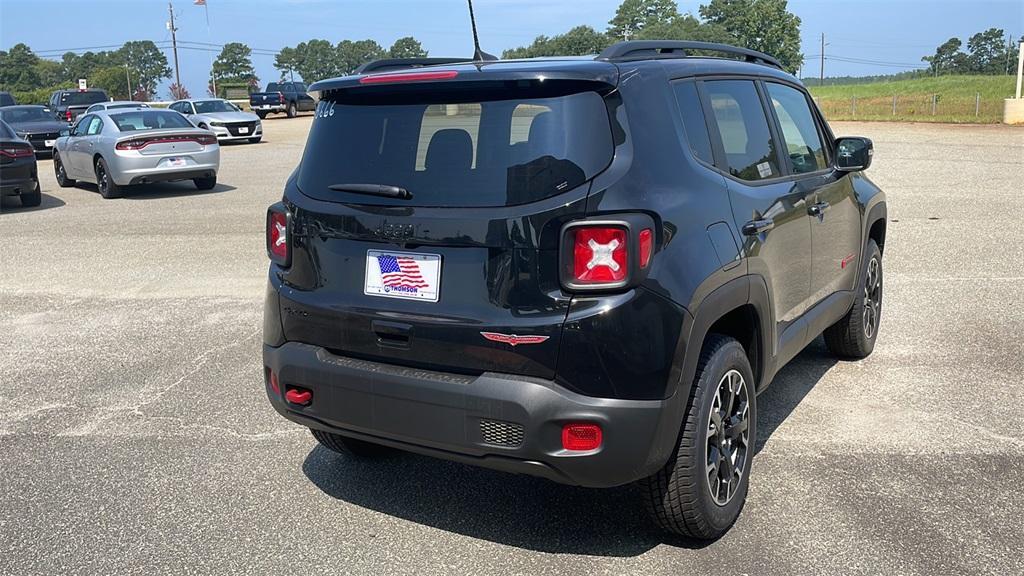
[364,250,441,302]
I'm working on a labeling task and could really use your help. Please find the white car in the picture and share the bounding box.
[168,99,263,144]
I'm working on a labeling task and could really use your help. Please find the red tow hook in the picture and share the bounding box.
[285,387,312,406]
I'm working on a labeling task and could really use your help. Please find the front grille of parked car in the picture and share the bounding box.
[479,419,524,448]
[27,133,59,150]
[225,122,257,136]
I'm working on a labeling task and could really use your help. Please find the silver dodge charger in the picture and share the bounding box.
[52,109,220,198]
[168,98,263,144]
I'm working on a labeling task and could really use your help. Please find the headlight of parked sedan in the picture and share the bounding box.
[209,121,224,127]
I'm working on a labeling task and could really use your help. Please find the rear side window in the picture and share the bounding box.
[765,83,827,174]
[298,91,614,207]
[672,82,713,165]
[704,80,780,182]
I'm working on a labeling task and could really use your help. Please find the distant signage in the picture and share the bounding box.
[78,78,87,90]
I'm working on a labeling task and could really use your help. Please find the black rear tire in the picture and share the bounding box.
[95,157,122,199]
[193,175,217,190]
[54,153,75,187]
[311,428,394,458]
[824,239,882,359]
[20,182,42,207]
[640,334,756,540]
[286,102,297,118]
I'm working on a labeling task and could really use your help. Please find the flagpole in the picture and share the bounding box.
[204,0,216,97]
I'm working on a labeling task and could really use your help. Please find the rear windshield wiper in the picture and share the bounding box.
[328,183,412,200]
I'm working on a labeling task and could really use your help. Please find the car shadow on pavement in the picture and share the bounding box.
[117,182,238,200]
[303,446,687,556]
[301,337,840,555]
[0,192,66,213]
[754,336,838,454]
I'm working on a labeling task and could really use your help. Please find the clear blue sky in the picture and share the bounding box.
[1,0,1021,99]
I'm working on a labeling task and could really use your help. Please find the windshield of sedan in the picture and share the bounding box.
[193,100,240,114]
[110,110,194,132]
[0,107,53,123]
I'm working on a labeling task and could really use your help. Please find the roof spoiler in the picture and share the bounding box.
[355,58,478,74]
[597,40,783,70]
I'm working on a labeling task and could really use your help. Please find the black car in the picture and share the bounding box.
[0,119,41,207]
[47,89,109,123]
[0,91,15,107]
[261,41,886,540]
[0,105,68,156]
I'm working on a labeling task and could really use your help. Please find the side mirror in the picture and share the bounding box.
[835,137,873,172]
[59,129,70,137]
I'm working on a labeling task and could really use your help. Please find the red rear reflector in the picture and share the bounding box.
[269,370,280,394]
[359,70,459,84]
[639,229,653,268]
[572,227,628,283]
[285,388,312,406]
[65,110,73,121]
[562,423,603,451]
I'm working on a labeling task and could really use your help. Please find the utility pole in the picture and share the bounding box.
[124,63,132,100]
[168,2,181,89]
[819,33,825,87]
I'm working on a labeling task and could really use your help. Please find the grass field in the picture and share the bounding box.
[808,75,1017,123]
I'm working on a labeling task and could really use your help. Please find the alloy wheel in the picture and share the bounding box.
[706,369,750,506]
[863,257,881,339]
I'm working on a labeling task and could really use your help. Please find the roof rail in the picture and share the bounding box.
[356,57,476,74]
[596,40,783,70]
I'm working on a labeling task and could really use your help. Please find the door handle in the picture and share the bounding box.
[808,201,830,216]
[742,218,774,236]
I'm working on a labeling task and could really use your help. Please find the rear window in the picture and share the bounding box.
[297,91,614,207]
[61,91,108,106]
[110,110,194,132]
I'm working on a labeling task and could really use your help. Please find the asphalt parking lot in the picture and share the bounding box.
[1,116,1022,575]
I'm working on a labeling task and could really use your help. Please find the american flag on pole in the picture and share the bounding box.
[377,255,430,289]
[194,0,206,5]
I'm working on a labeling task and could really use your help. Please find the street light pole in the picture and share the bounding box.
[168,2,181,90]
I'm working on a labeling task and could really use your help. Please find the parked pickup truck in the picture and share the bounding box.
[249,82,315,119]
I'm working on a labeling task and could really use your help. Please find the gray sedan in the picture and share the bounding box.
[52,109,220,198]
[168,98,263,144]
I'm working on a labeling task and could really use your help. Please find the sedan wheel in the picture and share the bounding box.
[54,154,75,187]
[95,158,123,199]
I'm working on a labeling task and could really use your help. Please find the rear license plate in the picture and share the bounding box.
[364,250,441,302]
[238,126,249,134]
[167,157,186,167]
[44,139,55,147]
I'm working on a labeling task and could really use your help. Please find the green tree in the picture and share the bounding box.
[607,0,680,41]
[922,37,968,75]
[274,46,299,81]
[211,42,258,94]
[292,39,339,83]
[337,39,386,75]
[91,66,131,100]
[699,0,803,73]
[966,28,1008,74]
[503,26,612,59]
[0,44,42,91]
[117,40,170,95]
[635,13,732,43]
[388,36,428,59]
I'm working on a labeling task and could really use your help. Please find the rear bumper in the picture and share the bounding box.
[109,149,220,186]
[0,160,37,196]
[263,342,677,487]
[251,104,286,113]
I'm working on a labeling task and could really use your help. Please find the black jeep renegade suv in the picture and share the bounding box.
[262,41,886,540]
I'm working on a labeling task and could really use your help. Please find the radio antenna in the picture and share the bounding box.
[467,0,497,61]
